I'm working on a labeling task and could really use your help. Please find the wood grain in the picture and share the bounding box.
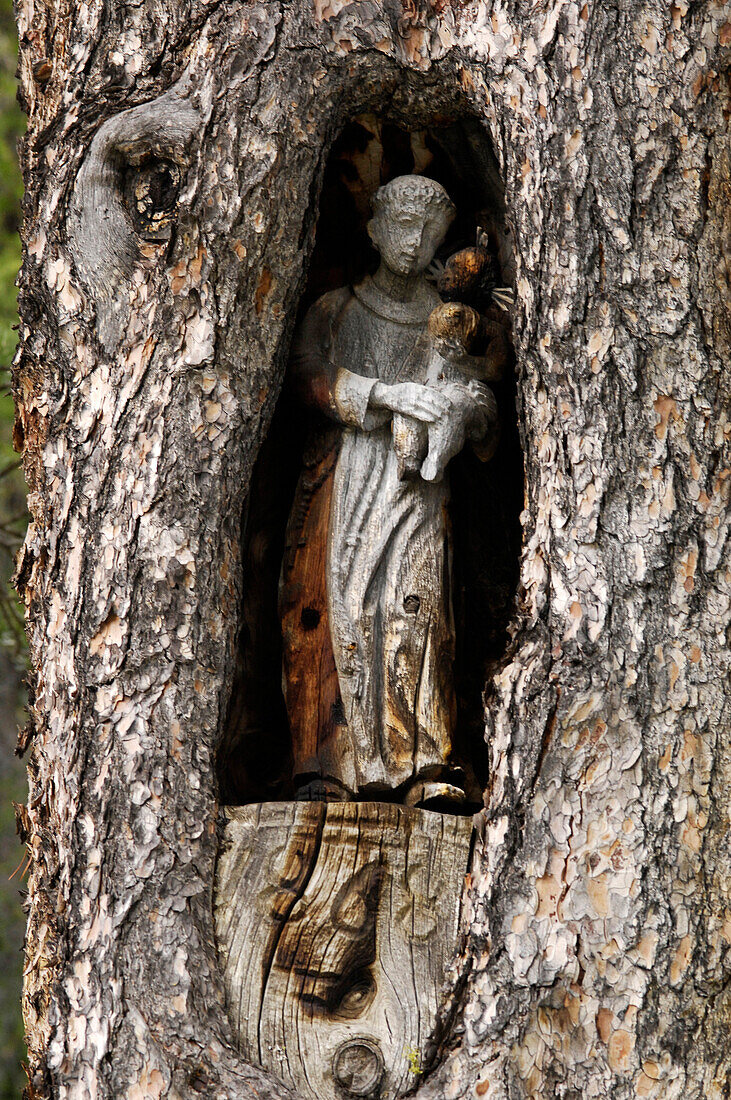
[215,802,474,1100]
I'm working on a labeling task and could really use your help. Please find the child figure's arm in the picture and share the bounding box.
[451,351,503,383]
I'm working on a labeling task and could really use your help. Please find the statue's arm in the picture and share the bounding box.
[290,291,448,432]
[439,379,499,456]
[332,374,450,432]
[289,290,350,419]
[289,290,389,429]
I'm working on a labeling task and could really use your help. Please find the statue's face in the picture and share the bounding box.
[368,204,450,277]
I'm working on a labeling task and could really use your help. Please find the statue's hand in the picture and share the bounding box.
[420,383,489,483]
[438,385,475,437]
[370,381,451,423]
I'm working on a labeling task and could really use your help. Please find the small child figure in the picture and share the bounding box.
[393,302,500,483]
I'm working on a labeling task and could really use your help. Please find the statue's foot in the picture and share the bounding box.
[295,778,352,803]
[404,780,467,811]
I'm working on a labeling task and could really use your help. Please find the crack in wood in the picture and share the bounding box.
[257,801,326,1064]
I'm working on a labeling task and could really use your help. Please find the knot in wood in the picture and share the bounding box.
[122,157,181,241]
[332,1038,383,1097]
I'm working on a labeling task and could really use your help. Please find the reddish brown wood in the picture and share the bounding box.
[280,439,344,788]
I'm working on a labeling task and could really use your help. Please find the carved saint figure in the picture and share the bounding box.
[280,175,498,808]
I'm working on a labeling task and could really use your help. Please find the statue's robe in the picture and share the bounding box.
[280,276,459,795]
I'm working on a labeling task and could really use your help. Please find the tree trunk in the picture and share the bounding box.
[13,1,730,1098]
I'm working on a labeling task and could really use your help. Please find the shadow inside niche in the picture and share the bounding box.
[217,114,523,807]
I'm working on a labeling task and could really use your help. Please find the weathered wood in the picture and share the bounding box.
[215,802,474,1100]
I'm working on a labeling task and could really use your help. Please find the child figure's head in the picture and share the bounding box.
[427,302,480,359]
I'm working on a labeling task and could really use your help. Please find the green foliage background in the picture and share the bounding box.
[0,0,29,1095]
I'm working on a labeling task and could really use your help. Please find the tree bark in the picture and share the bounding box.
[13,1,730,1098]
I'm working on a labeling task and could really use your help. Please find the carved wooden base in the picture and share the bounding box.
[215,802,474,1100]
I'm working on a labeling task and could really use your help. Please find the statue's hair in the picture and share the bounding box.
[428,301,481,349]
[371,175,456,224]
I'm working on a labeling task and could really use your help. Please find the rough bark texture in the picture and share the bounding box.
[13,1,730,1098]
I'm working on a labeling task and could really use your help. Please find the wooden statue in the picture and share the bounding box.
[280,175,500,809]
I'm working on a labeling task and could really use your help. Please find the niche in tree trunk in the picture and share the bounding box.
[218,114,522,809]
[215,113,522,1100]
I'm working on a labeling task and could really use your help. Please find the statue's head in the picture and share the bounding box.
[428,301,481,357]
[367,175,455,277]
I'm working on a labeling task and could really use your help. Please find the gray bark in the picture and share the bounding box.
[13,1,730,1098]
